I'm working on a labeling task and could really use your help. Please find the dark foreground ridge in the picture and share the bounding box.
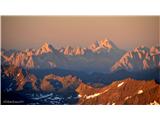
[1,65,160,105]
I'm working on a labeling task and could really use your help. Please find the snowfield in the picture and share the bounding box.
[86,93,101,99]
[117,82,124,87]
[137,90,143,94]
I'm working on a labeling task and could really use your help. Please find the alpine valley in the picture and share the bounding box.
[1,39,160,105]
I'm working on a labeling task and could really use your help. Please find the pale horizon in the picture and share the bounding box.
[1,16,159,50]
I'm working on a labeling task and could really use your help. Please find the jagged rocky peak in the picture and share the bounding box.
[150,46,160,55]
[133,45,150,53]
[59,46,86,56]
[58,38,121,56]
[75,47,85,55]
[36,42,54,55]
[65,46,73,50]
[62,46,74,55]
[89,38,118,52]
[98,38,115,49]
[111,45,160,72]
[132,45,160,57]
[41,42,54,51]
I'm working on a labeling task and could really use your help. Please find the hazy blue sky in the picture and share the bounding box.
[1,16,159,50]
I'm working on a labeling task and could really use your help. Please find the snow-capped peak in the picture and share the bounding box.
[89,38,118,53]
[41,42,53,51]
[59,46,86,56]
[62,46,74,55]
[58,38,121,56]
[111,45,160,72]
[36,42,54,55]
[98,39,113,49]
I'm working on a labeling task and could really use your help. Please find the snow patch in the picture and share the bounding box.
[32,93,53,100]
[150,100,160,105]
[17,73,21,77]
[48,61,56,67]
[67,96,72,99]
[85,88,110,99]
[137,90,143,94]
[117,82,124,87]
[53,97,61,100]
[86,93,101,99]
[125,96,132,100]
[112,103,116,105]
[6,88,12,92]
[102,89,109,93]
[78,94,82,98]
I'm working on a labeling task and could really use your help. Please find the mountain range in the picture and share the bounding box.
[1,39,160,73]
[1,65,160,105]
[1,38,160,105]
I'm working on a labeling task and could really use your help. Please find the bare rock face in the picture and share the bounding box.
[112,46,160,72]
[1,65,160,105]
[75,78,160,105]
[89,39,119,53]
[40,74,81,92]
[2,65,39,91]
[36,42,54,55]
